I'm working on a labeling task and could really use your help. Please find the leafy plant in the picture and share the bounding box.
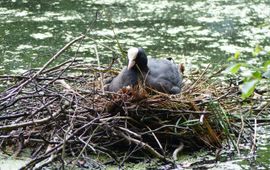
[224,45,270,99]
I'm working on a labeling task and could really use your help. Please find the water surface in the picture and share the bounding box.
[1,0,270,74]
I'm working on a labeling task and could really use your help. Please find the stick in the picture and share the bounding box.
[118,130,170,162]
[251,118,257,154]
[146,125,164,155]
[236,115,244,155]
[94,45,105,94]
[185,63,211,92]
[1,35,85,101]
[0,108,62,131]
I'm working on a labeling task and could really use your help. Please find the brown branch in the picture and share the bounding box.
[0,108,62,131]
[136,108,210,115]
[0,35,85,102]
[118,130,169,162]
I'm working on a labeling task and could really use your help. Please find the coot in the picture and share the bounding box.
[105,48,141,92]
[127,47,182,94]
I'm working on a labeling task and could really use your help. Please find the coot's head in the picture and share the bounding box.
[127,47,148,72]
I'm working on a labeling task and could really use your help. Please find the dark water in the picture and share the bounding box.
[0,0,270,169]
[1,0,270,74]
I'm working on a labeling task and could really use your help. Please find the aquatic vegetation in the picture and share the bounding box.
[225,45,270,99]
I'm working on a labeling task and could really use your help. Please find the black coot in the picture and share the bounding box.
[105,48,141,92]
[127,47,182,94]
[105,67,137,92]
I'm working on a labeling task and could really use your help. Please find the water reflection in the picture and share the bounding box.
[1,0,270,74]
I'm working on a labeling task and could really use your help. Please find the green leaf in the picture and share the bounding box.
[263,60,270,70]
[252,44,263,57]
[240,79,258,99]
[225,63,242,74]
[263,70,270,78]
[252,71,262,79]
[180,119,200,126]
[234,51,240,59]
[228,51,241,61]
[227,56,234,61]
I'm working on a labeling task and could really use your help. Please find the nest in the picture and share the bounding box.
[0,37,258,169]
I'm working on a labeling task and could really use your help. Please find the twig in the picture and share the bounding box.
[118,130,170,162]
[42,59,83,74]
[94,45,105,95]
[0,108,62,131]
[137,108,210,115]
[236,115,244,155]
[118,127,141,138]
[0,35,85,101]
[172,142,184,161]
[146,125,164,155]
[185,63,211,92]
[251,118,257,154]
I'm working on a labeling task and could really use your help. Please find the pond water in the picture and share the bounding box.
[0,0,270,169]
[1,0,270,74]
